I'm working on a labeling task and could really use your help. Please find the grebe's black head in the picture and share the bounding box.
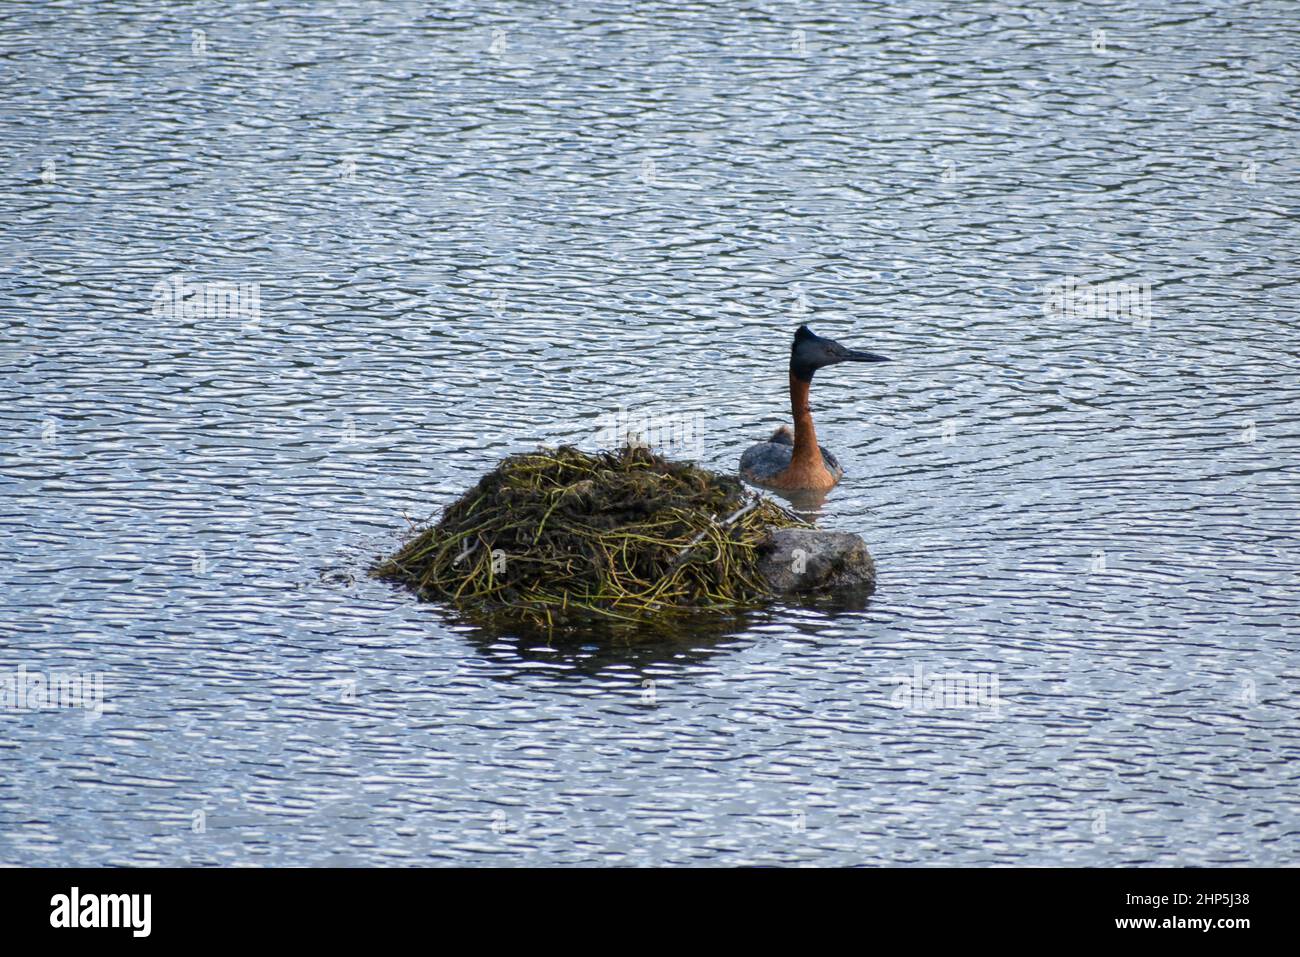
[790,324,889,382]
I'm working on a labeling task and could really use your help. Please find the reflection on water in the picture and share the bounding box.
[1,0,1298,865]
[456,610,768,680]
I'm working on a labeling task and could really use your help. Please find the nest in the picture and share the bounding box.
[372,444,809,630]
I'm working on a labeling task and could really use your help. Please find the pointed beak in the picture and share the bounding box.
[844,349,890,363]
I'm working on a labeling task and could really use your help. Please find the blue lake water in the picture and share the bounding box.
[1,0,1297,865]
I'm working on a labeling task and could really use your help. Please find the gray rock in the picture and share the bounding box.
[757,528,876,594]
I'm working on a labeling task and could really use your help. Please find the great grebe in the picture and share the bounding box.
[739,324,889,492]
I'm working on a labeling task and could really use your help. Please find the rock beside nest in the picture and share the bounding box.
[756,528,876,594]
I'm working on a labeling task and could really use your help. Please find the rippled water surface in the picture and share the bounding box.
[2,0,1298,866]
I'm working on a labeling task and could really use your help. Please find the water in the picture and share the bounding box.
[2,0,1298,866]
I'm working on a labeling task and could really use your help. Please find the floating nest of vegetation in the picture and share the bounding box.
[373,444,809,630]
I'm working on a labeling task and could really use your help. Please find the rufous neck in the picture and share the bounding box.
[789,373,823,470]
